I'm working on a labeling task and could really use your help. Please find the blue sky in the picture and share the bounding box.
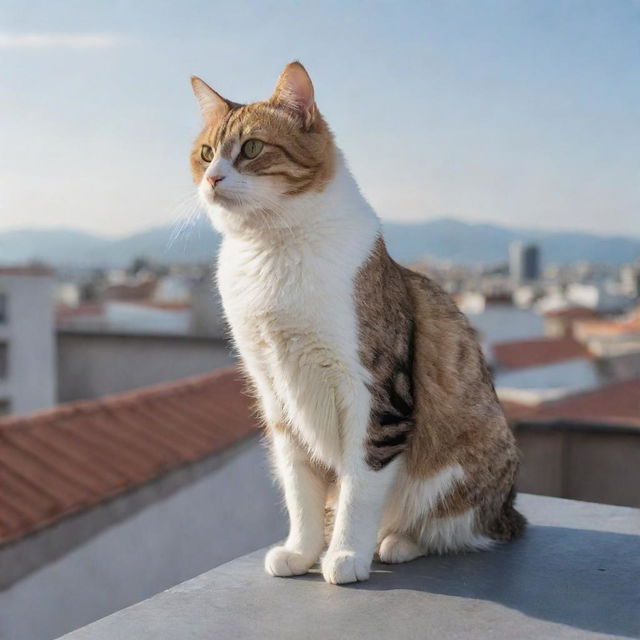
[1,0,639,237]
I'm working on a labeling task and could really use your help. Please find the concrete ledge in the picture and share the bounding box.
[60,494,640,640]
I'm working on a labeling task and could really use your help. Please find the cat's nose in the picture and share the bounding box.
[207,175,225,188]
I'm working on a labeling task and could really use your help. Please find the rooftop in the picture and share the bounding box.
[59,494,640,640]
[575,317,640,337]
[501,376,640,427]
[0,367,256,545]
[0,266,54,277]
[544,306,602,320]
[534,376,640,427]
[492,336,593,370]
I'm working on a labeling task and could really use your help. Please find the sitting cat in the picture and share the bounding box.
[189,62,525,585]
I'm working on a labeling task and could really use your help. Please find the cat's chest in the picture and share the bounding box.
[218,240,343,329]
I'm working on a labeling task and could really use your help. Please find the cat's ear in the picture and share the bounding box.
[191,76,230,123]
[270,62,317,129]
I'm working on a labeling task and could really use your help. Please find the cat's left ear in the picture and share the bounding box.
[270,62,317,129]
[191,76,231,124]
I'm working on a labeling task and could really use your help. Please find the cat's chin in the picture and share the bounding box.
[203,200,261,235]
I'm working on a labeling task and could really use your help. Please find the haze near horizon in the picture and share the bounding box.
[1,0,639,238]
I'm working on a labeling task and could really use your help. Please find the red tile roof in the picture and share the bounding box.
[544,306,601,320]
[0,367,257,546]
[493,337,593,370]
[500,400,540,423]
[575,318,640,337]
[533,377,640,428]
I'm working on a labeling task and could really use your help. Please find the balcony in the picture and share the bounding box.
[59,493,639,640]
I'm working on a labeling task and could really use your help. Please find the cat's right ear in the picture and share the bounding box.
[191,76,230,123]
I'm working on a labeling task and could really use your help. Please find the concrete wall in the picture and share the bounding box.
[103,302,191,334]
[0,273,56,414]
[0,436,287,640]
[515,422,640,508]
[57,330,236,402]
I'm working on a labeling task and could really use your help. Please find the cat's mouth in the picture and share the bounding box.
[208,188,244,212]
[201,182,237,208]
[211,190,237,207]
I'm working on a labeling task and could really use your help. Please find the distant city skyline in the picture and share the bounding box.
[1,0,639,237]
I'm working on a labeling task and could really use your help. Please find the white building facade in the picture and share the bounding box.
[0,268,56,415]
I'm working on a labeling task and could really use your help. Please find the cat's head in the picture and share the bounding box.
[190,62,335,233]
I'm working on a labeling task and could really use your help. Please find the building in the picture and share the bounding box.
[461,294,545,347]
[0,267,56,416]
[57,329,235,402]
[56,279,226,338]
[0,368,286,640]
[564,282,633,314]
[509,241,540,285]
[2,365,638,639]
[503,378,640,509]
[530,376,640,427]
[573,310,640,357]
[491,336,601,404]
[543,306,601,338]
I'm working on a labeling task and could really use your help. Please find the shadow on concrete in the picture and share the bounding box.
[304,525,640,638]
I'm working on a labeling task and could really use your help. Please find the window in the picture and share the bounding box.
[0,343,7,379]
[0,293,7,324]
[0,399,10,417]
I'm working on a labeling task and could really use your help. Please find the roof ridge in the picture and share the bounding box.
[0,368,237,432]
[542,375,640,407]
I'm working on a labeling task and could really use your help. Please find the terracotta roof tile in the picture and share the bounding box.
[493,337,593,370]
[534,377,640,427]
[543,306,601,320]
[574,318,640,337]
[500,400,540,423]
[0,367,257,546]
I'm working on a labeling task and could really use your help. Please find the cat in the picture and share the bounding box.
[189,61,525,585]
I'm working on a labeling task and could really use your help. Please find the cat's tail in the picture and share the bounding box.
[489,485,527,541]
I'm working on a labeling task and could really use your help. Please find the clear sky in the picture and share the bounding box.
[1,0,639,237]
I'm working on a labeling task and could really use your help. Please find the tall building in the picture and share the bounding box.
[0,267,56,415]
[509,241,540,285]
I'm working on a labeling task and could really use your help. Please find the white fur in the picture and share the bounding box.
[380,461,493,556]
[200,146,487,584]
[420,508,494,555]
[378,533,422,564]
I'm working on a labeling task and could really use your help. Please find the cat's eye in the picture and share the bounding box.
[200,144,214,163]
[241,139,264,159]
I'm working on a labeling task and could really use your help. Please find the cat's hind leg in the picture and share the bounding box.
[377,532,423,564]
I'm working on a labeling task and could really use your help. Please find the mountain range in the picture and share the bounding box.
[0,217,638,268]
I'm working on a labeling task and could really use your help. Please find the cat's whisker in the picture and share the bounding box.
[168,192,205,249]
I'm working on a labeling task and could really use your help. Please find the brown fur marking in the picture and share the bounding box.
[355,238,526,541]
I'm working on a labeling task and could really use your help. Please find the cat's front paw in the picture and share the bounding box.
[265,546,314,577]
[322,549,370,584]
